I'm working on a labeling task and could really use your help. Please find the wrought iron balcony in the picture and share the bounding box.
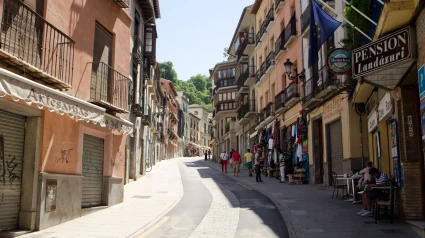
[266,52,276,72]
[236,32,255,60]
[303,75,314,103]
[275,0,286,12]
[256,21,268,45]
[284,80,301,108]
[258,108,266,124]
[0,0,75,90]
[275,90,287,113]
[112,0,130,8]
[265,102,275,119]
[256,61,267,84]
[132,35,144,64]
[284,13,297,48]
[275,28,286,59]
[237,68,249,91]
[237,100,256,122]
[301,4,311,34]
[143,104,153,125]
[266,7,275,28]
[89,62,130,113]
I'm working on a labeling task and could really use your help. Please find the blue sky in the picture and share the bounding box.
[156,0,254,81]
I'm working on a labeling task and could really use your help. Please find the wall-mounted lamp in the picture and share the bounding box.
[154,106,164,118]
[284,59,305,82]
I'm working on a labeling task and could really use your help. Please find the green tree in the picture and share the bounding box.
[188,74,208,91]
[223,47,229,59]
[159,61,179,83]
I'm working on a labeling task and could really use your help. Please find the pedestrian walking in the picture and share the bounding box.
[278,149,285,183]
[220,151,228,172]
[204,151,208,161]
[208,149,211,160]
[255,148,263,182]
[245,149,253,176]
[232,149,241,177]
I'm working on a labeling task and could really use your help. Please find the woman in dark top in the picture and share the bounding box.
[204,151,208,160]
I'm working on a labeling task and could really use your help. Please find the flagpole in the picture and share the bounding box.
[315,0,372,41]
[342,0,377,26]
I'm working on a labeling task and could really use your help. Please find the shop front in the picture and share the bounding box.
[0,69,133,231]
[352,23,423,219]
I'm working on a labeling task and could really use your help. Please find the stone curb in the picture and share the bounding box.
[199,159,299,238]
[126,159,185,238]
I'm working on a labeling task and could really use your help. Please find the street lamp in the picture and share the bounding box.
[284,59,305,82]
[154,106,164,118]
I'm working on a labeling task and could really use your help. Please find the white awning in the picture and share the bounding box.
[0,68,134,135]
[101,114,134,135]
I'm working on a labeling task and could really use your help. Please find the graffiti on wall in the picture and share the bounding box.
[55,148,73,164]
[0,135,21,206]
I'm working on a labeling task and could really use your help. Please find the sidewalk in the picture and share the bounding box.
[200,159,418,238]
[22,159,184,238]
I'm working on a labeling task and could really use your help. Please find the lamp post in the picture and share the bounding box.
[283,59,305,82]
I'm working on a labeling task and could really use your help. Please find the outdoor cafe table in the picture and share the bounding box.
[337,177,355,202]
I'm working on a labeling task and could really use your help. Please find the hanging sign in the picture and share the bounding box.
[353,26,414,78]
[419,65,425,100]
[327,48,352,74]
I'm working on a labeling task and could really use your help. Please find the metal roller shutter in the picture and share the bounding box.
[82,135,104,208]
[329,120,343,175]
[0,110,26,231]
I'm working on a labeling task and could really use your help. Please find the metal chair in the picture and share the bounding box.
[332,172,347,199]
[374,179,396,224]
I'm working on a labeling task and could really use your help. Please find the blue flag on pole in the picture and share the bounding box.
[308,0,342,68]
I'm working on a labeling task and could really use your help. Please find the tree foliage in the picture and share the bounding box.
[159,61,212,110]
[159,61,179,84]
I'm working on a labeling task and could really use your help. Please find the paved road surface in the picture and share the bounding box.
[142,158,288,238]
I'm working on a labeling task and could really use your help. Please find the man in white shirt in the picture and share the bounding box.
[220,151,228,172]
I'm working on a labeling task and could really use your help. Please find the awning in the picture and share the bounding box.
[0,68,134,135]
[101,114,134,135]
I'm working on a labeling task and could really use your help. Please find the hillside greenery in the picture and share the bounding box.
[159,61,212,110]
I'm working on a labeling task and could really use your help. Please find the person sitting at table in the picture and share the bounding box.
[353,161,374,202]
[358,168,390,217]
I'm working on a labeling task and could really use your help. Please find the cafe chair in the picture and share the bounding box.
[374,179,396,224]
[332,172,347,199]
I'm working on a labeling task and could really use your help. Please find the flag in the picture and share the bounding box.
[308,0,342,68]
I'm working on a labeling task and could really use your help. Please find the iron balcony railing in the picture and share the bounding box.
[266,7,275,25]
[275,27,286,55]
[303,64,319,103]
[285,13,297,45]
[316,65,340,94]
[301,4,311,33]
[237,68,249,90]
[265,102,275,118]
[258,108,266,124]
[249,64,256,77]
[237,99,256,120]
[90,62,130,113]
[285,80,300,103]
[144,105,153,124]
[0,0,75,89]
[275,90,287,112]
[132,35,144,64]
[266,51,276,71]
[256,21,268,46]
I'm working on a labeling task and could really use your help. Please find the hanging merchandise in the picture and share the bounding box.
[286,127,291,141]
[302,154,310,182]
[302,139,308,154]
[268,138,273,149]
[297,143,303,160]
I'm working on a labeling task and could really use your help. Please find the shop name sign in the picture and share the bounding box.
[353,27,414,78]
[368,111,378,133]
[378,93,392,121]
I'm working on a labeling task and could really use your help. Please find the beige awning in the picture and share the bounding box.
[0,68,134,135]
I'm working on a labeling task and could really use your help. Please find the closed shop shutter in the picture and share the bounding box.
[82,134,104,208]
[0,110,26,231]
[329,120,343,175]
